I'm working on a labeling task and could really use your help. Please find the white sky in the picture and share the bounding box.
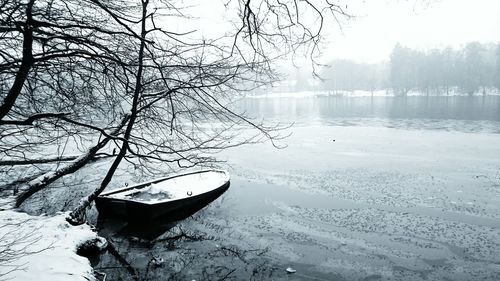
[325,0,500,63]
[174,0,500,65]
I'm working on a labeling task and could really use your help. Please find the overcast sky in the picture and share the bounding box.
[185,0,500,66]
[325,0,500,63]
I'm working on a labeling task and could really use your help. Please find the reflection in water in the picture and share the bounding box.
[90,182,303,281]
[97,217,178,241]
[92,200,287,281]
[238,96,500,128]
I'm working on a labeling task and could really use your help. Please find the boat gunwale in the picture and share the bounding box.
[98,169,230,205]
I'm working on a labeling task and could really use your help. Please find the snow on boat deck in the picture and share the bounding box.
[107,170,229,203]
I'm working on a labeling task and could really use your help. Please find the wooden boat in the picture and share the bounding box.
[95,170,230,222]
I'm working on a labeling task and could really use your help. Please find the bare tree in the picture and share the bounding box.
[1,0,139,206]
[0,0,350,223]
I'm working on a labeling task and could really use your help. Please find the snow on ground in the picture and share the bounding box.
[0,199,98,281]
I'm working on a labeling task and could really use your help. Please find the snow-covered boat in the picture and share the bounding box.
[95,170,230,222]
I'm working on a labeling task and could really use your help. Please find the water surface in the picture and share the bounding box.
[94,95,500,280]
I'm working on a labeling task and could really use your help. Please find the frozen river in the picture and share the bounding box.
[94,95,500,280]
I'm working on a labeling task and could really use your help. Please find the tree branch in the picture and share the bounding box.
[0,113,70,126]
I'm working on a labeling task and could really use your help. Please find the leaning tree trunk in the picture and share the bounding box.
[15,142,106,207]
[15,115,129,207]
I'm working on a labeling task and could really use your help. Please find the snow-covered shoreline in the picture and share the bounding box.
[0,198,100,281]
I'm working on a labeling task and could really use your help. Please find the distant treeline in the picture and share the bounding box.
[321,42,500,95]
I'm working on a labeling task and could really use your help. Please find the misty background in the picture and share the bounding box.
[272,42,500,96]
[266,0,500,96]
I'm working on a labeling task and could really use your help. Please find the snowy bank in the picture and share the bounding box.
[0,204,99,281]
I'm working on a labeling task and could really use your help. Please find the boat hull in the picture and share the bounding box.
[95,171,230,222]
